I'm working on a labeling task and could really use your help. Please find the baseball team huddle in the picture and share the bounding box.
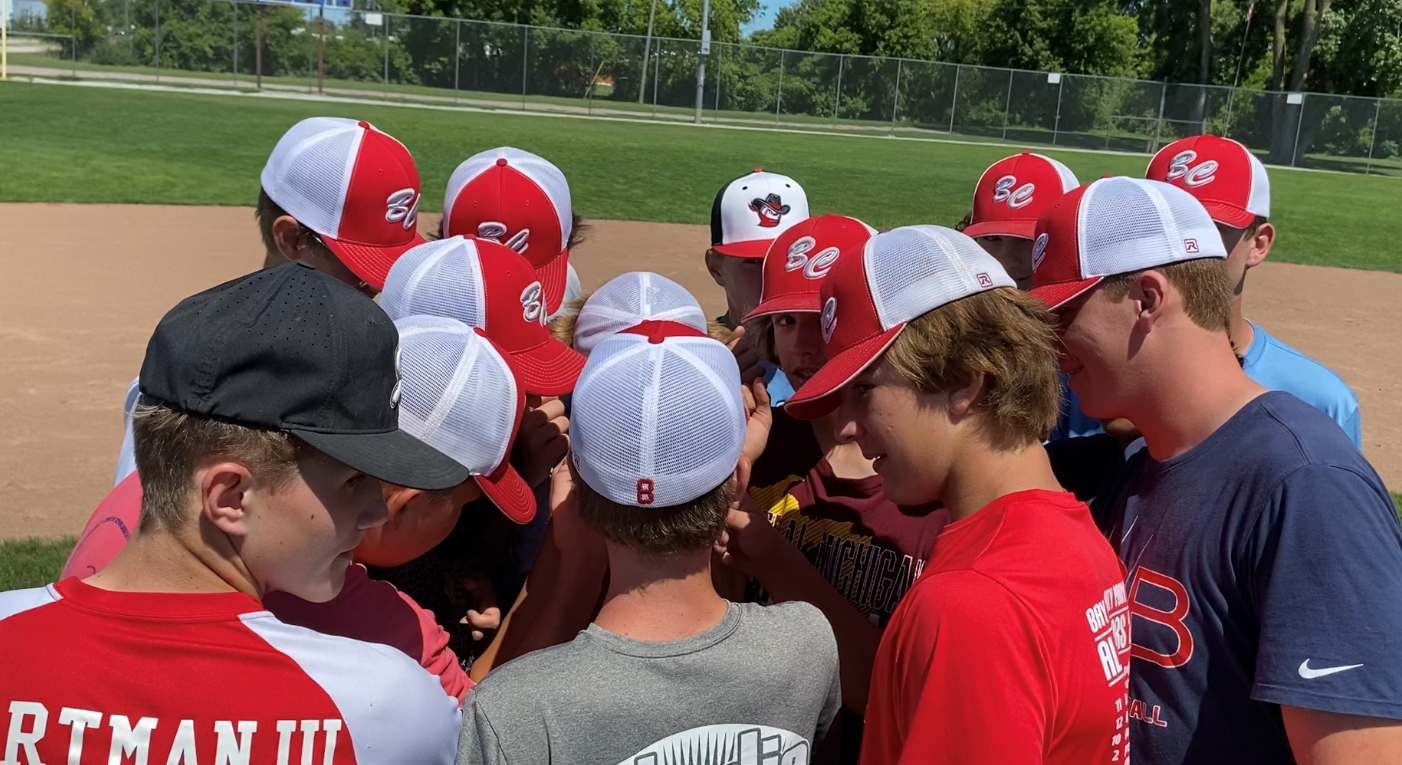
[0,115,1399,765]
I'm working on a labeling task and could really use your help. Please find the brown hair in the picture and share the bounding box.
[255,188,333,261]
[883,288,1062,448]
[574,473,734,560]
[1098,257,1233,334]
[131,402,307,532]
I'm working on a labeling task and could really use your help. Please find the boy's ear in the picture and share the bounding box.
[382,484,423,521]
[730,455,753,511]
[705,249,726,286]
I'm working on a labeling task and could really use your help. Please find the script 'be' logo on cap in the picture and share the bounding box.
[386,189,421,230]
[992,175,1036,209]
[784,236,839,280]
[389,344,403,409]
[1031,233,1050,272]
[520,281,546,325]
[821,296,839,343]
[478,221,531,254]
[1166,150,1218,188]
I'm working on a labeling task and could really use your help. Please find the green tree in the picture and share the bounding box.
[45,0,107,59]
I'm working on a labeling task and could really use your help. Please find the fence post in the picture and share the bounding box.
[154,0,160,82]
[1224,86,1237,135]
[775,50,786,122]
[1000,69,1013,141]
[1291,93,1306,166]
[232,0,239,87]
[316,4,325,95]
[1366,97,1382,175]
[1152,79,1167,153]
[383,15,391,93]
[638,0,656,105]
[521,25,528,108]
[891,58,902,130]
[255,3,262,89]
[70,9,76,76]
[948,63,960,134]
[713,44,721,118]
[1051,74,1064,145]
[652,39,660,115]
[833,54,843,123]
[453,19,460,98]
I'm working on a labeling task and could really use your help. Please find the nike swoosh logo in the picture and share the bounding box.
[1298,660,1364,679]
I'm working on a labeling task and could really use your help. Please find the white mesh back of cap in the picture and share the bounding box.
[1245,150,1271,216]
[572,334,744,507]
[260,117,363,239]
[444,147,572,243]
[380,237,487,326]
[1029,153,1081,192]
[865,225,1016,329]
[1079,178,1227,279]
[394,315,516,475]
[573,272,708,354]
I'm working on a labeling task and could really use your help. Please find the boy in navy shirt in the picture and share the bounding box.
[1031,176,1402,765]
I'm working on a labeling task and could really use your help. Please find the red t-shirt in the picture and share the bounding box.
[860,489,1132,765]
[59,475,471,703]
[0,578,460,763]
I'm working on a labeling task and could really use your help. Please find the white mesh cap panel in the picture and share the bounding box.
[379,237,487,326]
[571,333,745,507]
[1078,178,1228,279]
[864,226,1016,329]
[260,117,364,239]
[444,147,573,242]
[1029,153,1081,192]
[394,315,517,475]
[573,272,709,355]
[1245,149,1271,217]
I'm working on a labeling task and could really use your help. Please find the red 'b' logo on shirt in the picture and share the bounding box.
[636,478,655,505]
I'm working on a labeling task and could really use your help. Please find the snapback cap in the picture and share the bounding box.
[786,226,1016,419]
[744,214,877,321]
[443,147,573,315]
[1029,176,1229,310]
[260,117,425,292]
[140,264,470,491]
[965,152,1080,240]
[394,315,535,523]
[571,321,746,508]
[710,169,810,258]
[573,272,708,355]
[380,237,585,396]
[1145,135,1270,228]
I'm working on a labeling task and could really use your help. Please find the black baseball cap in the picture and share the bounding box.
[139,263,471,490]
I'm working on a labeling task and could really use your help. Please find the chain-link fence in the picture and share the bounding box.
[7,0,1402,177]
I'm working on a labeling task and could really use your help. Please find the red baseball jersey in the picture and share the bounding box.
[0,578,460,764]
[860,489,1132,765]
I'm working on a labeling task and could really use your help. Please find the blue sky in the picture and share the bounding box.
[743,0,792,35]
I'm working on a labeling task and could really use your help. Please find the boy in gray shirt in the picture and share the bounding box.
[458,320,841,765]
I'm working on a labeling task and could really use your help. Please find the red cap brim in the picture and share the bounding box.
[784,325,904,420]
[742,293,822,323]
[1198,201,1257,229]
[711,239,773,259]
[474,461,536,524]
[323,232,426,292]
[510,337,586,396]
[535,250,571,316]
[1029,276,1103,311]
[963,219,1038,240]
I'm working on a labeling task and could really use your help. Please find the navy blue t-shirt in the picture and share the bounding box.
[1095,392,1402,765]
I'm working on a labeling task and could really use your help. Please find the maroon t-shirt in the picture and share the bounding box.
[748,410,948,626]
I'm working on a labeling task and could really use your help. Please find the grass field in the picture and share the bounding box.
[2,81,1401,272]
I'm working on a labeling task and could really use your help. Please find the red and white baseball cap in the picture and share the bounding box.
[744,214,877,322]
[1146,135,1270,228]
[571,320,746,508]
[964,152,1080,239]
[260,117,425,291]
[394,315,535,523]
[380,237,585,395]
[710,169,810,258]
[443,147,573,315]
[786,226,1016,419]
[1029,176,1229,310]
[573,272,708,355]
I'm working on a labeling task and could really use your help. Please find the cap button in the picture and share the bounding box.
[753,167,763,173]
[496,158,509,167]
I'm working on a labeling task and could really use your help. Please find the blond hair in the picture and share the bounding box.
[1098,257,1233,334]
[883,288,1061,447]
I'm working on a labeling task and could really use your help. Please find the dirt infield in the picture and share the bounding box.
[2,203,1398,541]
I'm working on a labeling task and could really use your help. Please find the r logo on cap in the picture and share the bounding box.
[386,189,421,230]
[821,296,838,343]
[1031,233,1050,272]
[520,282,546,325]
[992,175,1036,209]
[1166,151,1218,188]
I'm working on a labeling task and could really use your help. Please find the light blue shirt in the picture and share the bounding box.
[762,361,795,406]
[1048,374,1104,442]
[1241,322,1362,448]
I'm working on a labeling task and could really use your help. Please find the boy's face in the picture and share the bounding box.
[354,481,485,568]
[1053,286,1139,421]
[835,358,955,506]
[705,250,765,323]
[237,452,389,602]
[975,236,1034,290]
[772,312,826,389]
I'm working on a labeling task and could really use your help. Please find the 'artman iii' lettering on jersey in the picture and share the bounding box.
[0,579,461,765]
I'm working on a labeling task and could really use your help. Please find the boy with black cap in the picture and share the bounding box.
[0,265,462,764]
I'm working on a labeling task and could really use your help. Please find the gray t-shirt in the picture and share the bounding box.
[457,600,841,765]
